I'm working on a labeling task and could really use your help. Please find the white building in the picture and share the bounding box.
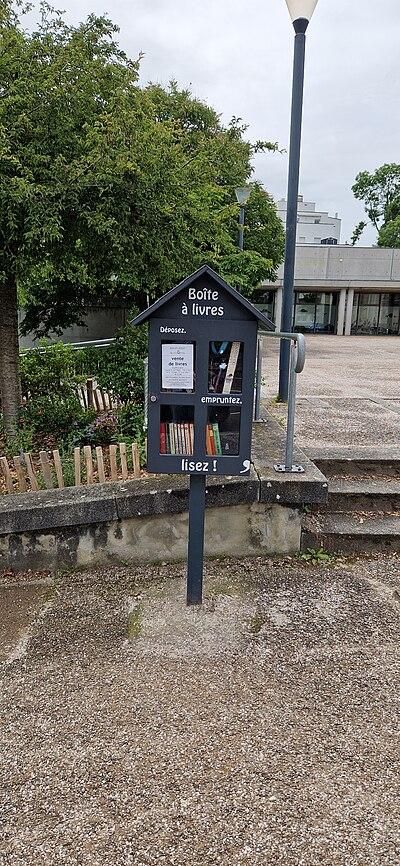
[276,195,341,245]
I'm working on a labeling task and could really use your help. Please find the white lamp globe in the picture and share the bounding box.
[285,0,319,22]
[235,187,251,206]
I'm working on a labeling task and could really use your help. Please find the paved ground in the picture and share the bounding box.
[261,336,400,450]
[1,555,400,865]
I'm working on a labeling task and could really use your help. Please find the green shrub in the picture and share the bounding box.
[22,395,94,442]
[20,341,85,399]
[81,411,119,446]
[13,322,147,453]
[92,323,147,404]
[117,403,145,439]
[0,414,35,459]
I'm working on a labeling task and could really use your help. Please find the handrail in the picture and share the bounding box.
[255,330,306,473]
[19,337,117,354]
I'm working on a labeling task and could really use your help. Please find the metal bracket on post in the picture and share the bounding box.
[274,462,304,474]
[274,335,305,473]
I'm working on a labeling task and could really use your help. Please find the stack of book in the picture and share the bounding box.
[205,423,222,455]
[160,422,194,455]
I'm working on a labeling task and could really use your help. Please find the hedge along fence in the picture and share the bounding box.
[0,442,141,495]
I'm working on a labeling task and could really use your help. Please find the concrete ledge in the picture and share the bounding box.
[0,472,259,535]
[0,419,327,572]
[253,417,328,506]
[0,485,118,535]
[114,469,259,520]
[0,420,326,538]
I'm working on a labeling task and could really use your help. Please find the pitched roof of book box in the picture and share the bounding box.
[131,265,275,330]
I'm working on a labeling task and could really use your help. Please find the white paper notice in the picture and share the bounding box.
[162,343,194,390]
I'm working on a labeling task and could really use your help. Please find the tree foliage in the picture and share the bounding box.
[0,2,284,428]
[377,196,400,248]
[1,4,284,334]
[351,163,400,246]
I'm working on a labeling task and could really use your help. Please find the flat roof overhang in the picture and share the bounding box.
[260,280,400,293]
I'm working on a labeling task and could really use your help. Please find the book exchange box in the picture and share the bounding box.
[132,265,274,477]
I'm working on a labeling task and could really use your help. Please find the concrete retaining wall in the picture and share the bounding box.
[0,503,302,573]
[0,420,327,573]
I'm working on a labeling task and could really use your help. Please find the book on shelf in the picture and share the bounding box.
[212,423,222,455]
[205,422,240,456]
[160,423,167,454]
[222,342,241,394]
[160,422,194,455]
[205,424,212,456]
[219,429,239,454]
[205,423,223,456]
[208,424,216,455]
[208,341,242,394]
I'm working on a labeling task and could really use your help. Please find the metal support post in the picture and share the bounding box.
[186,474,206,605]
[278,19,308,401]
[238,206,245,251]
[254,338,262,421]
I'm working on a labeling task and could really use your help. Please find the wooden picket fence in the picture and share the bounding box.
[77,378,122,412]
[0,442,141,495]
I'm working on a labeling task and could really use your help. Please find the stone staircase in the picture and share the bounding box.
[302,448,400,554]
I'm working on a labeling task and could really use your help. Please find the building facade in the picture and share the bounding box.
[276,195,341,245]
[257,245,400,336]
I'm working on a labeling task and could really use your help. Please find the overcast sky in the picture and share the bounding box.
[34,0,400,245]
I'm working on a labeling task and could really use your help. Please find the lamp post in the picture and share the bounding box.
[278,0,319,401]
[235,186,251,251]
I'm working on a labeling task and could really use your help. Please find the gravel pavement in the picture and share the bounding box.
[261,335,400,449]
[1,555,400,865]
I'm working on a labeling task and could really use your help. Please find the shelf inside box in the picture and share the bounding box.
[160,405,195,455]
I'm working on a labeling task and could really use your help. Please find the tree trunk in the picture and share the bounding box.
[0,277,22,434]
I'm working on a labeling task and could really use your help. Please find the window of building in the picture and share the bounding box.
[293,292,338,334]
[255,291,275,322]
[352,292,400,335]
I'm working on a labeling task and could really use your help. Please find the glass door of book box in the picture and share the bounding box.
[147,321,257,473]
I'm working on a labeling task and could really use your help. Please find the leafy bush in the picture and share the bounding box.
[89,323,148,404]
[117,403,145,439]
[11,324,147,454]
[81,411,119,446]
[20,341,85,399]
[0,414,34,459]
[22,395,94,442]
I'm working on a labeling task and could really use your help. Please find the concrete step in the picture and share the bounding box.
[324,479,400,513]
[306,447,400,481]
[302,512,400,554]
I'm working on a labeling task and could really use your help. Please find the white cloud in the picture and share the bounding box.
[28,0,400,245]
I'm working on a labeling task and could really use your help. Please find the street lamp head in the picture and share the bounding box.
[284,0,319,28]
[235,186,251,206]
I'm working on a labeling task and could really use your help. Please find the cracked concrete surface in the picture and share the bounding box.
[1,554,400,865]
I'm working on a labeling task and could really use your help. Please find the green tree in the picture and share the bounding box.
[378,197,400,248]
[0,3,283,432]
[351,163,400,245]
[219,183,284,297]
